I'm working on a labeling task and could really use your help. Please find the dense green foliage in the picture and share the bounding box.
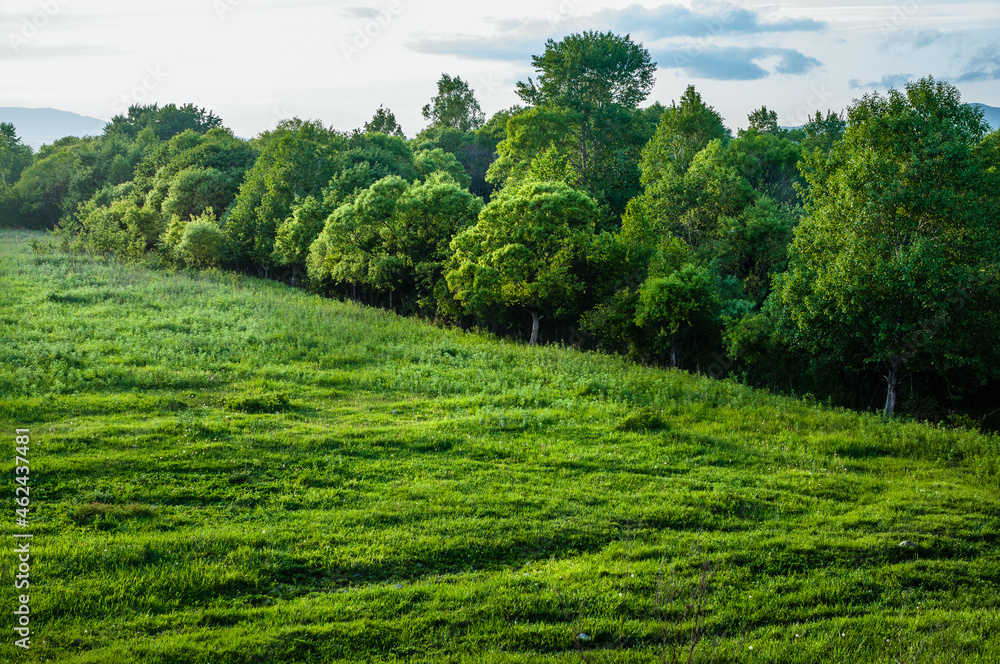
[365,105,406,138]
[0,122,34,186]
[1,32,997,424]
[308,173,482,312]
[446,180,599,343]
[422,74,485,133]
[502,32,660,222]
[3,230,1000,663]
[104,103,223,141]
[729,78,1000,419]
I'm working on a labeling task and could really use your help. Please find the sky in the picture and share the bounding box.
[1,0,998,138]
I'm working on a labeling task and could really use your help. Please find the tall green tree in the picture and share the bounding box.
[623,139,753,252]
[0,123,34,227]
[503,31,657,219]
[516,31,656,117]
[14,141,91,228]
[446,180,599,344]
[744,106,780,135]
[270,131,424,276]
[800,110,846,155]
[160,167,232,221]
[365,105,405,137]
[422,74,485,132]
[776,77,1000,416]
[486,107,577,190]
[141,128,257,214]
[639,85,729,182]
[105,103,222,142]
[723,130,802,205]
[307,174,481,311]
[0,123,34,186]
[635,263,721,368]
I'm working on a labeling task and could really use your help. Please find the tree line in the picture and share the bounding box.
[2,31,998,426]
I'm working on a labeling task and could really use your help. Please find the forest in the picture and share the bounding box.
[2,31,998,427]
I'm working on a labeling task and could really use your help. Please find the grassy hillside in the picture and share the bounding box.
[2,228,999,663]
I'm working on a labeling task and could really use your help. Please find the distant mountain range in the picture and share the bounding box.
[781,103,999,133]
[971,103,1000,132]
[0,107,107,150]
[2,103,998,153]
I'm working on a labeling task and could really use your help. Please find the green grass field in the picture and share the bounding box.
[2,228,999,663]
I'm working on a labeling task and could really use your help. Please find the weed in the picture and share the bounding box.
[656,543,716,664]
[222,392,290,413]
[617,406,666,432]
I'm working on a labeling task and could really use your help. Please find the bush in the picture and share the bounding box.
[162,166,233,221]
[160,215,186,262]
[68,198,165,260]
[175,212,227,268]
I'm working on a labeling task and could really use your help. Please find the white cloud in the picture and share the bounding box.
[0,0,996,139]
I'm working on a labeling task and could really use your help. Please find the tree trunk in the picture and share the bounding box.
[529,311,543,345]
[670,333,678,369]
[884,361,900,416]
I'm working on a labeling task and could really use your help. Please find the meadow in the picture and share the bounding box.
[1,228,999,663]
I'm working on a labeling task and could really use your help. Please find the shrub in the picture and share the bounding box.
[175,212,227,268]
[162,166,233,221]
[66,197,165,260]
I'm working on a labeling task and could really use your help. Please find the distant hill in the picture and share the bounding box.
[781,103,998,134]
[0,107,107,151]
[971,103,1000,131]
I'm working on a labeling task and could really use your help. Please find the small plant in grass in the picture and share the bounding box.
[574,380,605,397]
[657,544,716,664]
[617,406,666,432]
[70,502,155,526]
[28,237,55,261]
[223,391,290,413]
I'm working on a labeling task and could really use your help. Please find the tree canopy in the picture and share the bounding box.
[446,180,599,344]
[0,123,34,186]
[774,77,1000,415]
[422,74,485,133]
[516,31,656,114]
[365,105,405,138]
